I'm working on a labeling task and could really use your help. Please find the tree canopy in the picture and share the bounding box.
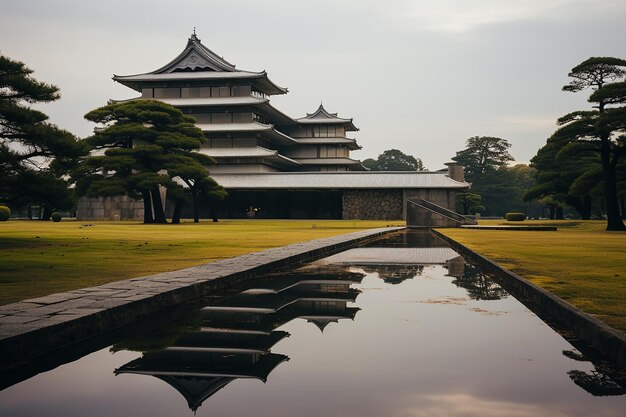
[451,136,514,182]
[524,135,598,219]
[544,57,626,230]
[0,54,85,216]
[363,149,425,171]
[451,137,539,216]
[77,100,223,223]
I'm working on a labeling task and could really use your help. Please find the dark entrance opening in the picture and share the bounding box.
[217,190,343,219]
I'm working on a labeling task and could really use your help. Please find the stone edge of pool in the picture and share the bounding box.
[0,227,404,365]
[432,229,626,369]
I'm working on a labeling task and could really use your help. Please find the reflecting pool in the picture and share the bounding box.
[1,230,624,416]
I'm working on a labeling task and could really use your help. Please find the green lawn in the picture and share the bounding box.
[439,220,626,333]
[3,218,625,334]
[0,219,402,305]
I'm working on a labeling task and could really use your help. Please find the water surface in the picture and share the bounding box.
[1,231,624,416]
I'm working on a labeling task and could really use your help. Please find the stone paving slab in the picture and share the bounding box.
[460,225,557,231]
[0,227,403,363]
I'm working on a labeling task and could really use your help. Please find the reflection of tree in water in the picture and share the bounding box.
[568,370,626,396]
[563,350,626,396]
[451,264,508,300]
[361,265,424,284]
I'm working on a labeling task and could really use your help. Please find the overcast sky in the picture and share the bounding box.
[2,0,626,169]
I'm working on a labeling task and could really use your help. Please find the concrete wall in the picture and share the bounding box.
[342,190,403,220]
[404,189,458,227]
[76,196,144,221]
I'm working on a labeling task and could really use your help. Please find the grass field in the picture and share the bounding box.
[0,219,402,305]
[439,220,626,333]
[2,218,625,334]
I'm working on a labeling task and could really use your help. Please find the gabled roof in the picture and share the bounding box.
[113,32,288,95]
[152,32,239,73]
[296,103,359,131]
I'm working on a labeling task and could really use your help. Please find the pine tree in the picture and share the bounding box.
[78,99,221,223]
[0,54,84,215]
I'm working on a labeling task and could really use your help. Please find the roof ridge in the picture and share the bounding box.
[151,32,239,74]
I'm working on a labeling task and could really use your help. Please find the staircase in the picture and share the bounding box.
[406,198,477,227]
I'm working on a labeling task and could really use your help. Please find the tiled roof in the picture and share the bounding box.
[198,147,277,158]
[113,71,266,82]
[209,172,470,190]
[296,104,359,131]
[113,33,287,95]
[196,122,272,132]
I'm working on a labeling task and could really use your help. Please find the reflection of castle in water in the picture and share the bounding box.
[114,268,364,412]
[321,246,466,284]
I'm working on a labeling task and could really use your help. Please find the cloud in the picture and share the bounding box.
[393,0,619,33]
[500,115,557,130]
[394,392,621,417]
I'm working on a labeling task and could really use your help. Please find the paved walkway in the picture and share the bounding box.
[0,227,402,362]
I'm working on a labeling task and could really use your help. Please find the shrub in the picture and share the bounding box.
[505,212,525,221]
[0,206,10,221]
[51,212,62,222]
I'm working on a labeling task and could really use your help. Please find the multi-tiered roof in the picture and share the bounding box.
[113,32,364,173]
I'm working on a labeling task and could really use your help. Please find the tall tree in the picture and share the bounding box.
[0,54,85,213]
[451,137,534,216]
[525,136,597,219]
[556,57,626,230]
[78,100,216,224]
[451,136,514,182]
[363,149,425,171]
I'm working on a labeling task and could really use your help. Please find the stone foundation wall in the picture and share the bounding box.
[342,190,403,220]
[76,196,144,221]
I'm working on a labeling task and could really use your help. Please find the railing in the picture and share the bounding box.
[407,198,477,225]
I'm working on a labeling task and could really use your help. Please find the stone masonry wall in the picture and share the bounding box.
[76,196,144,221]
[342,190,403,220]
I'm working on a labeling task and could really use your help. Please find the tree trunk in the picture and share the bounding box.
[556,206,564,220]
[621,199,626,220]
[27,205,32,220]
[192,189,200,223]
[151,188,167,224]
[209,202,219,222]
[171,200,183,224]
[600,137,626,230]
[567,196,592,220]
[41,205,52,221]
[582,196,592,220]
[142,191,154,224]
[548,205,555,220]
